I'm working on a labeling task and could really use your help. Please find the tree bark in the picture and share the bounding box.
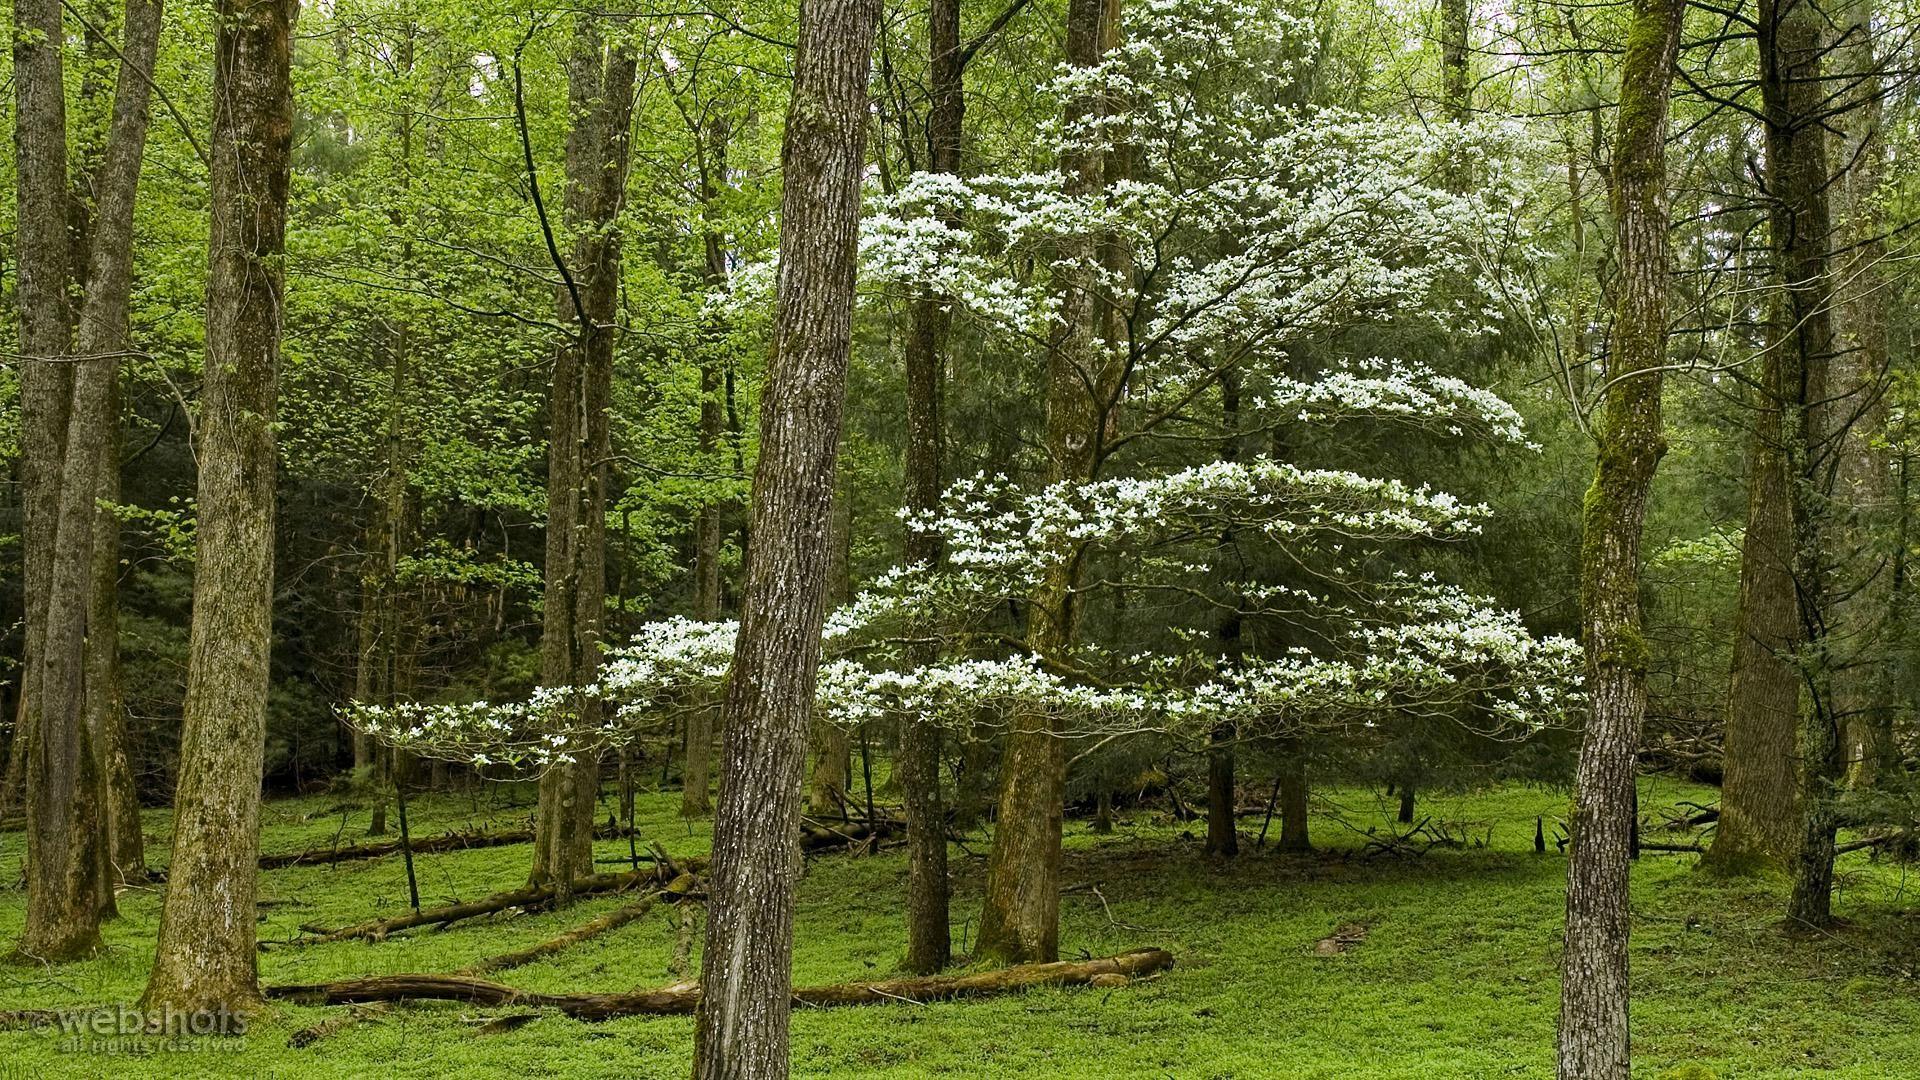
[1277,749,1310,853]
[684,110,730,820]
[1760,0,1843,931]
[142,0,294,1013]
[3,0,77,822]
[532,15,639,894]
[1706,379,1802,872]
[893,0,965,975]
[1828,0,1894,789]
[1556,0,1682,1074]
[21,0,167,960]
[977,0,1117,967]
[92,408,145,885]
[690,1,880,1074]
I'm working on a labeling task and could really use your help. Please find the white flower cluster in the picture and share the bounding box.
[343,0,1574,772]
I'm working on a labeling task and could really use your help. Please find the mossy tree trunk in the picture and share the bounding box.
[143,0,294,1012]
[690,0,880,1072]
[1555,0,1683,1075]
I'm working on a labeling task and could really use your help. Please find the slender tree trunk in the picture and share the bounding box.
[691,0,880,1072]
[532,15,638,894]
[1555,0,1682,1074]
[1206,374,1242,858]
[977,0,1116,967]
[91,399,145,884]
[143,0,294,1012]
[895,0,964,974]
[684,113,729,819]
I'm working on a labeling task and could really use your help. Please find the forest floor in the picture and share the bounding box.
[3,776,1919,1078]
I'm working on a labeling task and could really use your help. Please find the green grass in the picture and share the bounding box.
[3,776,1919,1078]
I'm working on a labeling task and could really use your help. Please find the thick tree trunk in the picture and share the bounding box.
[142,0,293,1013]
[978,0,1116,967]
[1706,388,1802,873]
[3,0,78,822]
[1761,0,1843,931]
[532,16,638,894]
[1555,1,1682,1075]
[691,3,879,1074]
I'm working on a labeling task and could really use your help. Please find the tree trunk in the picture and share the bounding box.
[142,0,293,1013]
[1760,0,1843,931]
[1828,0,1894,789]
[21,0,167,959]
[684,110,731,820]
[1706,383,1802,873]
[92,407,145,884]
[1555,0,1682,1074]
[894,0,964,975]
[3,0,78,822]
[690,0,880,1072]
[1397,787,1416,825]
[977,0,1116,967]
[1277,752,1310,853]
[532,15,638,894]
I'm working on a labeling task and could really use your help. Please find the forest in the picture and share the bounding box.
[0,0,1917,1074]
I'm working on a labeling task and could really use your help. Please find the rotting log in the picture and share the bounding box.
[267,947,1174,1018]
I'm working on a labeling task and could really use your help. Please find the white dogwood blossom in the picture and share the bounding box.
[345,0,1578,772]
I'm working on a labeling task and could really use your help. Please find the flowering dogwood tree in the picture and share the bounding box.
[347,0,1579,915]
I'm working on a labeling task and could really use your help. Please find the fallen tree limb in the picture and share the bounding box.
[1837,830,1917,856]
[458,892,665,976]
[284,892,673,1046]
[267,947,1175,1018]
[259,824,641,871]
[283,861,705,947]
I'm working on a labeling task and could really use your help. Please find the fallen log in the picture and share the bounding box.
[268,946,1173,1018]
[799,816,904,853]
[259,824,640,871]
[284,892,672,1047]
[284,860,705,947]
